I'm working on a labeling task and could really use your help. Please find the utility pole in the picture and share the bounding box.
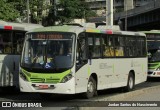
[106,0,113,26]
[124,0,133,31]
[125,5,127,31]
[27,0,30,23]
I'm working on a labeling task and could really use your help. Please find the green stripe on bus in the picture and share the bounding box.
[21,68,71,83]
[113,64,114,73]
[88,67,91,76]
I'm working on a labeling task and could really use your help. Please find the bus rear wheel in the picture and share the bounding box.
[83,76,97,99]
[125,73,135,92]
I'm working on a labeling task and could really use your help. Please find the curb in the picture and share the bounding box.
[99,85,160,101]
[65,85,160,110]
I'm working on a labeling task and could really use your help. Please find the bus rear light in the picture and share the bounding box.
[106,30,113,34]
[4,26,12,30]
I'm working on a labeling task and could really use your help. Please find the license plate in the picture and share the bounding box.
[39,85,49,89]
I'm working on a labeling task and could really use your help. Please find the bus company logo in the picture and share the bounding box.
[2,102,11,107]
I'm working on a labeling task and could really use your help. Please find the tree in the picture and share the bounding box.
[52,0,97,25]
[6,0,26,22]
[6,0,50,23]
[0,0,20,21]
[29,0,50,24]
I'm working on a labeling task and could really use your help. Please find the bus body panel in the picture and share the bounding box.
[75,58,147,93]
[0,55,14,86]
[0,54,21,87]
[13,55,21,87]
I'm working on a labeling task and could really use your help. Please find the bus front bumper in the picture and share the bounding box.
[148,70,160,77]
[19,76,76,94]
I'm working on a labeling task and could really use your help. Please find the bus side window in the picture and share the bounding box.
[115,36,124,57]
[125,37,133,57]
[0,34,4,53]
[103,35,115,57]
[2,32,12,54]
[4,44,11,53]
[93,37,101,57]
[137,37,146,56]
[88,37,94,58]
[13,32,25,54]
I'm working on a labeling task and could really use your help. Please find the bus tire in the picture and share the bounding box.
[83,76,97,99]
[125,73,135,92]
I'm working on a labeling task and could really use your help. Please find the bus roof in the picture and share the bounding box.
[29,25,145,36]
[0,20,43,31]
[141,30,160,34]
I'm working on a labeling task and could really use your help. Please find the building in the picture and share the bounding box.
[86,0,154,16]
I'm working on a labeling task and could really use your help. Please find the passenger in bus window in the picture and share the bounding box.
[16,40,22,54]
[104,46,114,57]
[4,45,11,53]
[115,47,124,56]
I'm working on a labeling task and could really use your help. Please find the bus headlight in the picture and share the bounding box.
[20,72,28,81]
[61,74,73,83]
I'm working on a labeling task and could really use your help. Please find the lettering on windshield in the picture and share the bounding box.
[32,34,63,39]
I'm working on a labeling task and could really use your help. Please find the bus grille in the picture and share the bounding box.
[30,78,60,83]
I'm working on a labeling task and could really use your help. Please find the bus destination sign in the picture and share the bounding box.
[32,34,63,39]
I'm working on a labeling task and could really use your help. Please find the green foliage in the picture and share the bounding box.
[0,0,97,25]
[56,0,97,24]
[0,0,20,21]
[29,0,50,23]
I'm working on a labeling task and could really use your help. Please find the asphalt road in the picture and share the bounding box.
[0,77,160,110]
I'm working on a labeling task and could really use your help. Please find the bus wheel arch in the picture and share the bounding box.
[83,73,97,99]
[125,70,135,92]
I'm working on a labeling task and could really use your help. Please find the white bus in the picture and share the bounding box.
[19,24,147,98]
[0,20,43,87]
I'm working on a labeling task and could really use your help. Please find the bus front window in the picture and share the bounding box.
[21,32,75,72]
[148,41,160,62]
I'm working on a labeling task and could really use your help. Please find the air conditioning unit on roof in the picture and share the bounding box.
[97,25,120,31]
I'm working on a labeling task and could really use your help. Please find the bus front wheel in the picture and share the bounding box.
[83,76,97,99]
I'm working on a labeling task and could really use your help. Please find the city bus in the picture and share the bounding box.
[0,20,43,88]
[143,30,160,77]
[19,24,147,98]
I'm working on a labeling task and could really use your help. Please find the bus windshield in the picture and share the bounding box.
[148,41,160,62]
[21,32,75,72]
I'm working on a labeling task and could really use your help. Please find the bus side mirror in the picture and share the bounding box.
[88,51,92,59]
